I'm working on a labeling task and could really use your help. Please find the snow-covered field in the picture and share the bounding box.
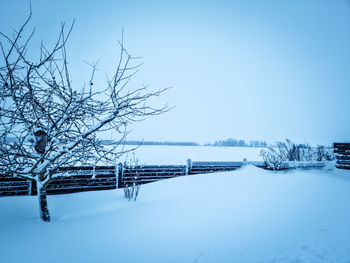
[1,165,350,263]
[122,145,264,164]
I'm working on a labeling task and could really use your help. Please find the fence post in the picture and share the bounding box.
[243,158,247,166]
[186,158,192,175]
[117,163,123,188]
[114,165,118,189]
[30,180,37,195]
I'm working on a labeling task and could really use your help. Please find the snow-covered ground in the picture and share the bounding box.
[122,145,264,164]
[1,165,350,263]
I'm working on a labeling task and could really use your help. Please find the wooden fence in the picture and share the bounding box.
[0,166,118,196]
[0,159,329,196]
[334,143,350,169]
[121,164,186,186]
[0,177,31,196]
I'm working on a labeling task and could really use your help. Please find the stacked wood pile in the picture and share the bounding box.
[334,143,350,169]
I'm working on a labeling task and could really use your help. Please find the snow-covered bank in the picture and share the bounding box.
[1,166,350,263]
[121,145,264,164]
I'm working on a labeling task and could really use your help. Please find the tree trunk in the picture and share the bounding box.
[37,185,50,222]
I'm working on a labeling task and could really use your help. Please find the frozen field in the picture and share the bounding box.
[1,165,349,263]
[121,145,264,164]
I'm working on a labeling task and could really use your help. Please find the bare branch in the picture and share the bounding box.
[0,12,170,197]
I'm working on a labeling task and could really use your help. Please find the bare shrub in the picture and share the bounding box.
[261,139,334,171]
[260,148,286,171]
[315,145,334,161]
[123,153,141,202]
[276,139,313,161]
[124,183,140,201]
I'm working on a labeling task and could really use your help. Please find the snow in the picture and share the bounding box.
[122,145,264,164]
[1,165,350,263]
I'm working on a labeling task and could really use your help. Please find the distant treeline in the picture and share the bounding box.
[206,138,267,148]
[122,140,200,146]
[119,139,266,147]
[102,139,267,147]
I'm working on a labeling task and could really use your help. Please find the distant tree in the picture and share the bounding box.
[238,139,246,147]
[213,138,266,147]
[0,10,169,221]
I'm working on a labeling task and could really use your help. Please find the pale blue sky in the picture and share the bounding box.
[1,0,349,145]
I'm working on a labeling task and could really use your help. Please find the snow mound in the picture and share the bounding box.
[0,166,350,263]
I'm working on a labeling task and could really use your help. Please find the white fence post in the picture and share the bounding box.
[186,158,192,175]
[28,180,32,195]
[118,163,124,188]
[115,163,123,188]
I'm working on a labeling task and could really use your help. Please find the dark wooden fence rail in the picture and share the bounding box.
[0,159,331,196]
[121,165,186,187]
[190,161,244,174]
[0,177,31,196]
[334,142,350,170]
[46,166,118,195]
[0,166,118,196]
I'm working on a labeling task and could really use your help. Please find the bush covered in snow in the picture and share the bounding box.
[260,148,286,171]
[260,139,334,170]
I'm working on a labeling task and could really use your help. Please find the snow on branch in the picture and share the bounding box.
[0,12,170,186]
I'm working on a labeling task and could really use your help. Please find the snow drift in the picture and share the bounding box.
[0,165,350,263]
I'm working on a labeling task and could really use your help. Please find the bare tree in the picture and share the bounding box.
[0,10,170,221]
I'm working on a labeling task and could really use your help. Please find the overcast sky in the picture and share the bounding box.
[1,0,349,145]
